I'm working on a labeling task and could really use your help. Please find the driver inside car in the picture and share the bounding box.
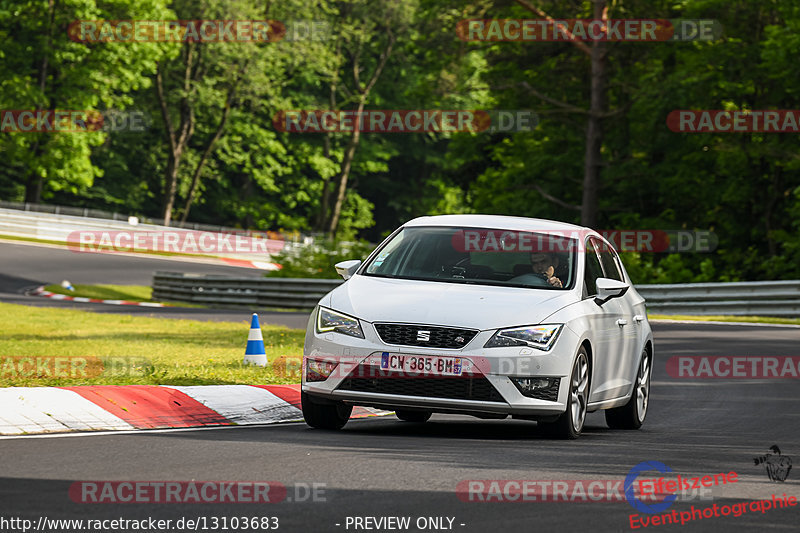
[529,252,563,288]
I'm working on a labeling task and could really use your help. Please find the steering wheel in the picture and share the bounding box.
[509,272,551,287]
[444,257,471,278]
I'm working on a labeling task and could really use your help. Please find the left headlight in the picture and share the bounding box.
[316,307,365,339]
[484,324,563,351]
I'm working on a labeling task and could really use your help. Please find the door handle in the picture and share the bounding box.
[616,319,628,327]
[633,315,644,323]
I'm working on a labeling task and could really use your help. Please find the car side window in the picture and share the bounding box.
[597,241,623,282]
[584,239,604,296]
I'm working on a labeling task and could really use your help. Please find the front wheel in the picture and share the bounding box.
[605,348,651,430]
[540,347,589,439]
[301,391,352,430]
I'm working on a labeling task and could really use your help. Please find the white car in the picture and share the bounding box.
[301,214,653,439]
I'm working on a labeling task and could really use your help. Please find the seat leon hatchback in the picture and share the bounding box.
[301,214,653,439]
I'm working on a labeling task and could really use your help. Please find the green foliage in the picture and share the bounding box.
[2,0,800,283]
[267,239,376,278]
[0,0,173,201]
[620,253,721,285]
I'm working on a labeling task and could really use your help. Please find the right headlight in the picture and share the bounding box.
[484,324,563,351]
[316,307,364,339]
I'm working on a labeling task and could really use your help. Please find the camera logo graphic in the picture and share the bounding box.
[753,445,792,482]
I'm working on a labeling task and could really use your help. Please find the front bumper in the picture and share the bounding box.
[301,314,580,417]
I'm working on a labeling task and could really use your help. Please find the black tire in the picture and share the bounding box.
[301,391,352,430]
[605,348,651,430]
[395,409,432,423]
[539,347,589,440]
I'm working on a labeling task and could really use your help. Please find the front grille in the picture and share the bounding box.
[338,364,505,403]
[374,323,478,349]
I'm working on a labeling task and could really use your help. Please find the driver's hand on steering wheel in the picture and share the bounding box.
[541,266,562,288]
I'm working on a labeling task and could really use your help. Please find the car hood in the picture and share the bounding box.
[325,275,576,330]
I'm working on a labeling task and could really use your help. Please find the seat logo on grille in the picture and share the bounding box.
[416,330,431,341]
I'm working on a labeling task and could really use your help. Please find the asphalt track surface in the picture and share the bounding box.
[1,242,799,532]
[0,241,309,328]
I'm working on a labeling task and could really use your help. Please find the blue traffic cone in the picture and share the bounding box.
[243,313,267,366]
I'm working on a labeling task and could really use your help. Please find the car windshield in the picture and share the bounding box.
[363,226,576,289]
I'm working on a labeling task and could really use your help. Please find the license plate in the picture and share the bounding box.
[380,352,462,376]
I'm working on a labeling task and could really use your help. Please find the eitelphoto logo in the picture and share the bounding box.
[625,461,678,514]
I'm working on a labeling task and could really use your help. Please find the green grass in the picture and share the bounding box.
[43,283,207,308]
[44,283,155,302]
[0,302,305,387]
[648,313,800,325]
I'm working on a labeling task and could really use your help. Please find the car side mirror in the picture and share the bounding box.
[594,278,629,306]
[334,259,362,280]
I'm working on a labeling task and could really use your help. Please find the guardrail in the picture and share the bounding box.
[0,206,291,265]
[635,280,800,317]
[152,272,342,309]
[152,273,800,316]
[0,200,310,237]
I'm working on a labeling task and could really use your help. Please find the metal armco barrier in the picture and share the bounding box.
[0,201,304,236]
[635,280,800,317]
[0,204,312,254]
[152,272,342,309]
[152,273,800,316]
[0,206,289,265]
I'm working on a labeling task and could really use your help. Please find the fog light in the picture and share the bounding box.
[511,377,560,401]
[306,358,338,382]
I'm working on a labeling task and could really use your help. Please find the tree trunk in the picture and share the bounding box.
[24,135,46,203]
[326,99,365,236]
[25,0,55,204]
[155,43,196,226]
[314,79,339,232]
[162,156,181,226]
[323,30,394,236]
[160,158,180,226]
[24,171,44,204]
[580,0,607,228]
[179,85,236,223]
[315,174,332,232]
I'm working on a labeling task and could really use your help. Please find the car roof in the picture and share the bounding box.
[404,214,592,234]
